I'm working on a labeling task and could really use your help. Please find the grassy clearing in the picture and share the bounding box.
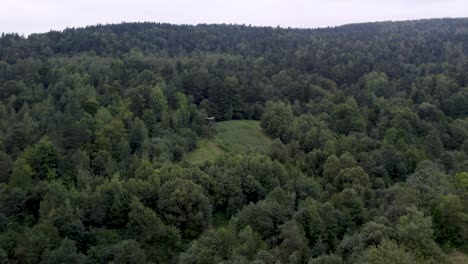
[447,250,468,264]
[183,120,272,164]
[214,120,272,153]
[183,139,223,164]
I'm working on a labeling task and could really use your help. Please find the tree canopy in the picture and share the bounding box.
[0,18,467,263]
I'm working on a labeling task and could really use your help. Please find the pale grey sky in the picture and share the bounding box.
[1,0,467,35]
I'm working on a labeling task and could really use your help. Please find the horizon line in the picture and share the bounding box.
[2,16,467,38]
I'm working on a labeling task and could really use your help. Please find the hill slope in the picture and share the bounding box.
[0,18,467,264]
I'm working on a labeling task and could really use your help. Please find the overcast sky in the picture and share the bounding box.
[1,0,467,35]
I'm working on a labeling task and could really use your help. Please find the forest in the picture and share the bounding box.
[0,18,467,263]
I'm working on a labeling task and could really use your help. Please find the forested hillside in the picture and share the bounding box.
[0,18,467,263]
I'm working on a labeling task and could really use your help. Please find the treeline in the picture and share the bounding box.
[0,18,466,263]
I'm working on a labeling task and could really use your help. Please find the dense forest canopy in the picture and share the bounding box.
[0,18,467,263]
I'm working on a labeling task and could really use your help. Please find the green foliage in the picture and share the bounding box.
[275,220,310,263]
[88,239,147,264]
[237,225,266,260]
[41,239,86,264]
[397,208,445,262]
[0,19,467,263]
[28,137,59,181]
[158,178,212,238]
[9,156,34,189]
[126,198,181,263]
[406,160,453,208]
[93,176,132,228]
[16,222,61,264]
[209,155,289,215]
[433,194,468,247]
[178,229,228,264]
[331,98,366,135]
[454,172,468,191]
[356,240,417,264]
[309,254,343,264]
[363,72,390,98]
[0,248,7,264]
[0,152,12,183]
[179,222,266,263]
[261,101,294,141]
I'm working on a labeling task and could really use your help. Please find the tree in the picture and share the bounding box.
[270,138,289,163]
[39,182,87,250]
[2,18,468,264]
[237,188,294,240]
[237,226,266,260]
[454,172,468,192]
[359,218,394,246]
[424,129,443,158]
[9,157,34,189]
[0,248,7,264]
[94,113,127,156]
[331,188,366,231]
[40,239,86,264]
[134,159,156,180]
[126,198,181,263]
[323,155,340,184]
[331,98,366,135]
[417,102,441,122]
[15,223,61,264]
[158,179,212,238]
[129,118,148,153]
[29,137,59,180]
[363,72,390,98]
[89,240,147,264]
[91,150,115,177]
[178,228,229,264]
[335,166,370,192]
[207,77,233,121]
[0,152,12,183]
[406,160,452,208]
[397,208,444,262]
[275,220,310,264]
[356,240,417,264]
[309,254,343,264]
[261,101,293,141]
[92,176,131,228]
[433,194,467,246]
